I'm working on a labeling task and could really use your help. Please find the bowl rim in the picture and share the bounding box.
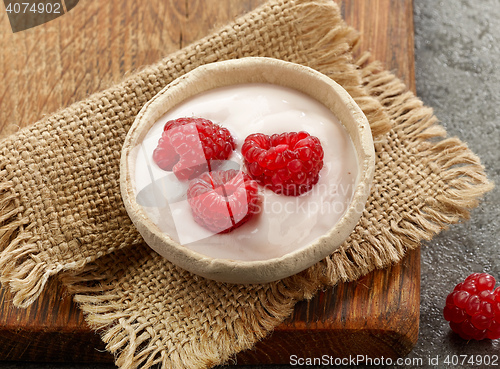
[120,57,375,284]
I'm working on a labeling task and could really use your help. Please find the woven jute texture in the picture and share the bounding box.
[0,0,494,368]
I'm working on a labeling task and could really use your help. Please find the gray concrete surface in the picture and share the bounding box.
[404,0,500,367]
[1,0,499,368]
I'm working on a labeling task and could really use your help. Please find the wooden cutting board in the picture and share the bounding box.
[0,0,418,364]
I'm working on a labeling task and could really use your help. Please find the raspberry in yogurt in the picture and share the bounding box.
[133,83,359,261]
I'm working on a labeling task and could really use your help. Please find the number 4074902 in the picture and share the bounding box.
[5,2,62,14]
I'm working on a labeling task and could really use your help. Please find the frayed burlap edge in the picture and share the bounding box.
[303,63,494,289]
[0,0,391,309]
[61,63,493,369]
[63,247,308,369]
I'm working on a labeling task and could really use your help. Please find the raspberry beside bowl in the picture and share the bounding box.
[120,57,375,284]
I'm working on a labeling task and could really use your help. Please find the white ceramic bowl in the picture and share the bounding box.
[120,57,374,284]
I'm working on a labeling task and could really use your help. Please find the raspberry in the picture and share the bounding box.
[187,170,260,234]
[443,273,500,340]
[241,131,324,196]
[153,117,236,180]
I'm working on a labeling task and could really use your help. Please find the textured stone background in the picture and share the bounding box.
[1,0,499,368]
[406,0,500,367]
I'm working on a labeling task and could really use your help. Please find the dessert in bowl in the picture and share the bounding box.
[120,57,375,284]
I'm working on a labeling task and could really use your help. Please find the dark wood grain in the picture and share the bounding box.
[0,0,419,363]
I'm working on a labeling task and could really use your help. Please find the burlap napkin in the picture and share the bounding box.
[0,0,493,368]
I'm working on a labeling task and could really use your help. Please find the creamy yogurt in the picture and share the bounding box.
[133,83,359,261]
